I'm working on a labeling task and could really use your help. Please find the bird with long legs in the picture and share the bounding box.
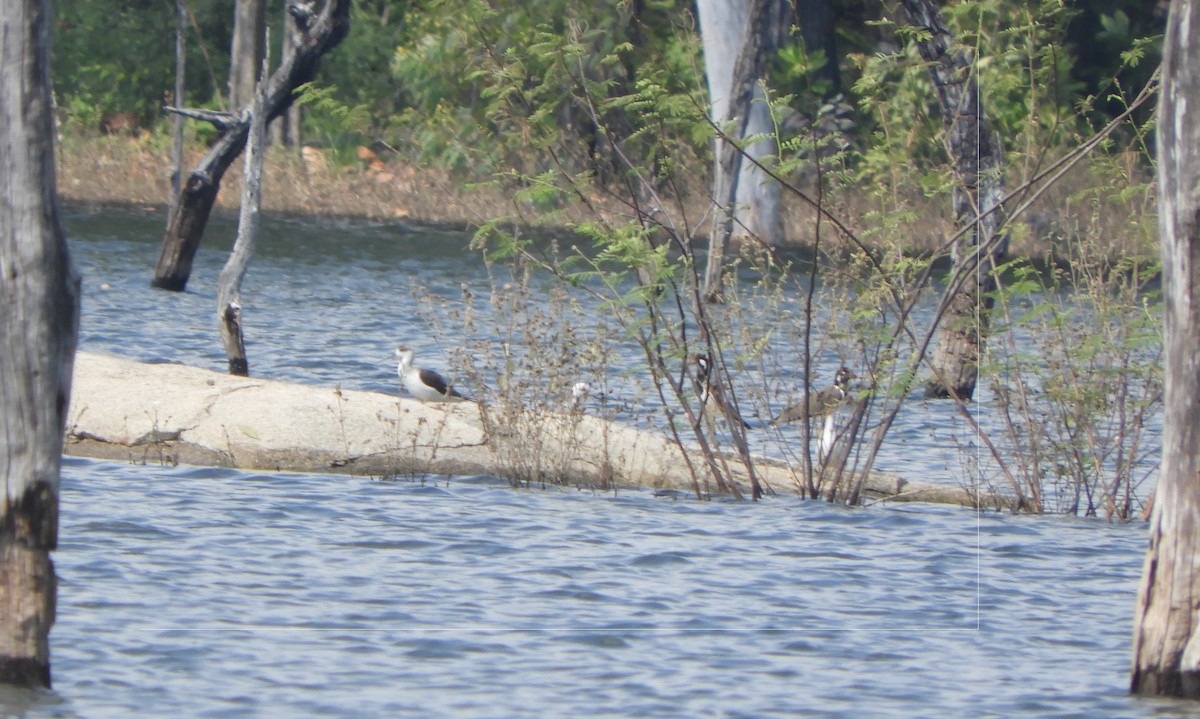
[770,366,856,463]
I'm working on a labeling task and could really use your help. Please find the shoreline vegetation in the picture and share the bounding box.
[55,133,1155,263]
[52,133,950,254]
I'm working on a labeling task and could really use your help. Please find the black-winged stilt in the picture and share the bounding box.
[395,347,472,402]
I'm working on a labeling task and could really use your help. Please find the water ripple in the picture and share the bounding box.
[22,458,1168,718]
[37,209,1166,717]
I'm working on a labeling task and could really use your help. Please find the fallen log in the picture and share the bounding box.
[64,352,1014,508]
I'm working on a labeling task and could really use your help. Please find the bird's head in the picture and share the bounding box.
[395,347,414,368]
[572,381,591,400]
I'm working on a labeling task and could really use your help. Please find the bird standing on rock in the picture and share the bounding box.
[770,366,857,463]
[769,366,856,425]
[395,347,471,402]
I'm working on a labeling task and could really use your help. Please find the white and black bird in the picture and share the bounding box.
[395,346,471,402]
[570,381,592,410]
[769,366,856,425]
[770,366,856,462]
[693,353,751,429]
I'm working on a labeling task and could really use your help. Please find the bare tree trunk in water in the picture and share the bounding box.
[697,0,792,301]
[0,0,81,688]
[1131,0,1200,697]
[218,34,270,376]
[152,0,351,292]
[898,0,1008,401]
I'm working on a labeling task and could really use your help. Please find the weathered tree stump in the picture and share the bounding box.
[1130,0,1200,697]
[0,0,81,688]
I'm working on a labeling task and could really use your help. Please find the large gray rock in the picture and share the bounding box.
[65,352,1006,507]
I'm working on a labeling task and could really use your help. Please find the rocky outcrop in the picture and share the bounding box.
[65,352,1011,508]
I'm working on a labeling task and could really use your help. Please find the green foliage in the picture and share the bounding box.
[293,82,374,149]
[51,0,1166,513]
[383,0,702,176]
[51,0,1164,171]
[54,0,233,130]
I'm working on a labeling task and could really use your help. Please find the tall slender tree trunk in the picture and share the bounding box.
[1131,0,1200,697]
[898,0,1008,401]
[270,3,304,149]
[219,39,270,377]
[227,0,267,112]
[795,0,841,96]
[152,0,352,292]
[0,0,81,688]
[170,0,187,210]
[697,0,791,301]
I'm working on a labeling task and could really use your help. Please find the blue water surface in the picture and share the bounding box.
[4,457,1164,719]
[0,204,1171,718]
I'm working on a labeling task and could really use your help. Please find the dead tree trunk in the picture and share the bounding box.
[1130,0,1200,697]
[699,0,792,301]
[227,0,267,112]
[795,0,841,96]
[271,3,304,149]
[898,0,1008,400]
[170,0,187,208]
[152,0,351,292]
[0,0,81,688]
[218,35,270,376]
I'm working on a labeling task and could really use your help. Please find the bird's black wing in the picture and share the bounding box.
[421,368,473,401]
[419,368,452,396]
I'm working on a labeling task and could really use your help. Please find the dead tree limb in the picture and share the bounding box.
[217,33,270,376]
[152,0,351,292]
[163,106,240,130]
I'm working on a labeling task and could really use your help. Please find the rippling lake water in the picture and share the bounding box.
[5,458,1167,719]
[1,204,1176,717]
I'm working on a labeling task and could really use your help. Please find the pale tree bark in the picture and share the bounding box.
[0,0,81,688]
[153,0,351,292]
[270,3,304,149]
[697,0,791,301]
[227,0,267,112]
[1131,0,1200,697]
[170,0,187,208]
[218,40,270,376]
[898,0,1008,401]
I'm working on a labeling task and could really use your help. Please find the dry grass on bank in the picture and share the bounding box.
[50,134,906,247]
[56,134,504,227]
[54,134,1153,261]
